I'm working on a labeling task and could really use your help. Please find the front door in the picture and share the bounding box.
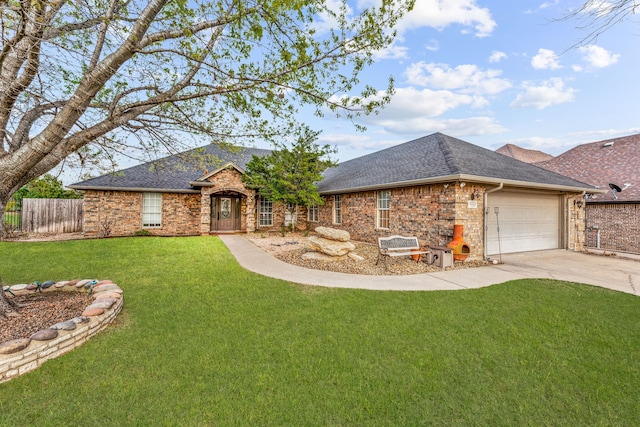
[211,195,240,232]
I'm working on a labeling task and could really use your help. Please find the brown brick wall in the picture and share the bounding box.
[585,203,639,253]
[316,183,487,258]
[83,190,200,237]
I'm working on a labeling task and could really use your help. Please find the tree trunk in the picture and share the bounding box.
[0,290,20,319]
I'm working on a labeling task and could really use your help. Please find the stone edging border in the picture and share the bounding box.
[0,279,123,383]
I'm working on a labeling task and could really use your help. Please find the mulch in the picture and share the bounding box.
[0,292,93,344]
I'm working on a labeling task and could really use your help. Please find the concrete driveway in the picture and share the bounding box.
[494,250,640,295]
[220,235,640,295]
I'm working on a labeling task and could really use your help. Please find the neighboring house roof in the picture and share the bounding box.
[317,133,594,194]
[496,144,554,163]
[536,134,640,203]
[69,144,272,193]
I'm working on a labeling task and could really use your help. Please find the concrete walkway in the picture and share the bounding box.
[219,235,640,295]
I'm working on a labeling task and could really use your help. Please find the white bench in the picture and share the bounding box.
[376,235,430,270]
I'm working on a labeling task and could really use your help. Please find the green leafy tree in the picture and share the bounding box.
[13,175,82,201]
[0,0,414,239]
[242,129,336,229]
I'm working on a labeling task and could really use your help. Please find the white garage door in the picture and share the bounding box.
[486,192,561,255]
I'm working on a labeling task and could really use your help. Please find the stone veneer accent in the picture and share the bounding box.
[0,280,124,383]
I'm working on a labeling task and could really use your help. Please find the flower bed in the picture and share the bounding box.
[0,279,123,383]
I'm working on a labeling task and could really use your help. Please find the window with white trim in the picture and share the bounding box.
[308,204,319,222]
[259,197,273,226]
[142,192,162,228]
[333,195,342,225]
[377,190,390,229]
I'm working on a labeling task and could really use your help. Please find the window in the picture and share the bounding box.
[142,192,162,227]
[259,197,273,226]
[377,190,390,229]
[333,195,342,224]
[308,204,319,222]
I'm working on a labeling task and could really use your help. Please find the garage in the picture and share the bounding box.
[486,191,561,255]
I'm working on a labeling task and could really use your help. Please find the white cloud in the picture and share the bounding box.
[510,78,576,109]
[425,39,440,52]
[488,51,507,63]
[531,48,562,70]
[578,45,620,68]
[405,62,512,95]
[395,0,496,37]
[372,42,409,60]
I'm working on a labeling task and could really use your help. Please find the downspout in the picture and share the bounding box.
[483,183,503,260]
[568,191,586,251]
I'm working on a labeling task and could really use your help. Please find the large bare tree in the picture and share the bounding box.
[0,0,413,314]
[563,0,638,46]
[0,0,413,235]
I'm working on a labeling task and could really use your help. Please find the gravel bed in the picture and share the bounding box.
[0,291,93,343]
[245,232,489,276]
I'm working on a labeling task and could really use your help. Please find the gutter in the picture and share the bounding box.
[67,185,200,194]
[318,174,602,196]
[483,183,503,260]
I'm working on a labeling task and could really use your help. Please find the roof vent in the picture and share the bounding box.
[603,141,614,147]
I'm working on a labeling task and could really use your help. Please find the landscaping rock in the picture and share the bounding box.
[306,236,355,257]
[0,338,31,354]
[301,252,348,262]
[70,316,90,324]
[41,281,55,289]
[26,284,38,290]
[30,329,58,341]
[54,281,69,288]
[82,307,105,316]
[86,301,114,310]
[9,284,28,291]
[315,226,350,242]
[94,292,122,299]
[50,320,77,331]
[348,253,365,262]
[76,279,91,288]
[92,284,122,294]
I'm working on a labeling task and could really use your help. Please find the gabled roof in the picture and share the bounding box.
[317,133,595,194]
[536,134,640,203]
[496,143,553,163]
[69,144,272,192]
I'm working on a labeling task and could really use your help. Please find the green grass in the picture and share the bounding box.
[1,237,639,426]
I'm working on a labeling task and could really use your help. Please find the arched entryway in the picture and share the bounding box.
[210,193,242,232]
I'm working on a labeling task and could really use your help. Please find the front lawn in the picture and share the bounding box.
[1,237,639,425]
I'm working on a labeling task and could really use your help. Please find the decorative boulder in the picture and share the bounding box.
[301,252,348,262]
[315,226,350,242]
[306,236,355,257]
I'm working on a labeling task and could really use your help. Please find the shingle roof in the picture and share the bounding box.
[536,134,640,202]
[317,133,594,194]
[69,144,272,192]
[496,144,554,163]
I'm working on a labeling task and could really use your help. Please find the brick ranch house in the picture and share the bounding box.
[536,134,640,254]
[69,133,598,259]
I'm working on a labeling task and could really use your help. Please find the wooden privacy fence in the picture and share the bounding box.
[21,198,83,233]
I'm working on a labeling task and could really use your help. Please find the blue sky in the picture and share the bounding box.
[302,0,640,161]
